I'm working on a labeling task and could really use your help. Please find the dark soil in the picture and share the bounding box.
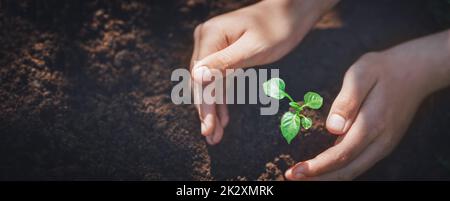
[0,0,449,180]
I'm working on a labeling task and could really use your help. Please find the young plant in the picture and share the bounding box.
[263,78,323,144]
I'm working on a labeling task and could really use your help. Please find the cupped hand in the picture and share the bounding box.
[285,30,450,180]
[190,0,338,145]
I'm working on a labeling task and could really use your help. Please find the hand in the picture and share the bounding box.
[190,0,338,145]
[285,30,450,180]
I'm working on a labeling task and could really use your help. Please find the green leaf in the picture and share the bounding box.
[263,78,286,100]
[280,112,300,144]
[301,116,312,129]
[303,91,323,109]
[289,102,301,111]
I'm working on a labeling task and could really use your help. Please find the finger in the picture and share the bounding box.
[217,104,229,127]
[190,24,202,70]
[300,136,389,181]
[191,23,229,85]
[191,23,221,137]
[326,60,377,135]
[194,22,236,140]
[193,79,216,137]
[191,24,207,132]
[216,83,229,127]
[205,115,224,145]
[199,103,216,137]
[191,25,202,112]
[212,116,224,145]
[192,33,261,84]
[196,24,228,63]
[286,88,383,180]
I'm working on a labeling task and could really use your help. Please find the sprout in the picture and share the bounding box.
[263,78,323,144]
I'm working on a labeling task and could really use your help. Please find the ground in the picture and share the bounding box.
[0,0,449,180]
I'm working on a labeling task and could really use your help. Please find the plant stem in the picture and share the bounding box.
[282,91,295,103]
[299,104,307,111]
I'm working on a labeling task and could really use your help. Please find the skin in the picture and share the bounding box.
[191,0,339,144]
[286,31,450,180]
[190,0,450,180]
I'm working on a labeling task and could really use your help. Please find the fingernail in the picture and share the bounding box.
[193,66,211,82]
[327,113,346,133]
[293,164,306,179]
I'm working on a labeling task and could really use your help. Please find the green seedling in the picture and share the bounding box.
[263,78,323,144]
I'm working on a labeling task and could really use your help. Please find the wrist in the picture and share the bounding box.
[272,0,340,42]
[382,29,450,95]
[286,0,339,21]
[410,30,450,93]
[265,0,339,12]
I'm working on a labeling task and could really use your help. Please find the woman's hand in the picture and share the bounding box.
[190,0,338,145]
[285,30,450,180]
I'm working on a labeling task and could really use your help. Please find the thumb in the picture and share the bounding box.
[326,63,377,135]
[191,33,261,84]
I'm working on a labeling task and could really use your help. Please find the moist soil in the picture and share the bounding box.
[1,0,450,180]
